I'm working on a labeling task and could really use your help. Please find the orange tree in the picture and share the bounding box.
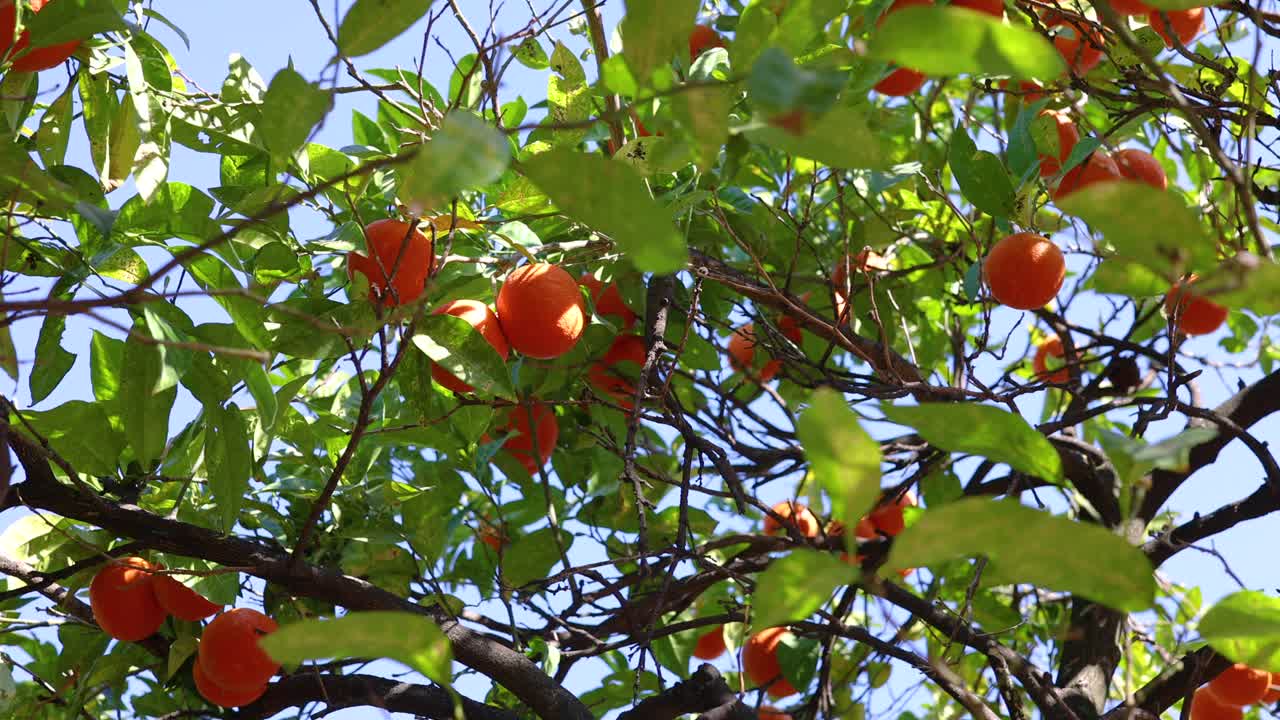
[0,0,1279,719]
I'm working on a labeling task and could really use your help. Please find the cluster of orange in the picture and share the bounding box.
[347,219,648,479]
[688,493,918,714]
[0,0,84,73]
[1189,664,1280,720]
[89,557,281,708]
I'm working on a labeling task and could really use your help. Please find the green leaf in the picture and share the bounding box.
[504,527,570,588]
[35,83,75,168]
[796,389,883,537]
[1199,591,1280,672]
[747,48,844,116]
[121,37,171,202]
[622,0,698,86]
[545,43,592,147]
[753,550,854,628]
[337,0,434,57]
[521,149,687,273]
[0,297,16,382]
[868,6,1065,80]
[513,37,549,70]
[89,331,124,404]
[29,315,75,404]
[746,105,884,170]
[399,112,510,214]
[260,67,331,159]
[22,0,125,45]
[261,611,452,684]
[118,325,177,468]
[1202,255,1280,316]
[204,404,252,532]
[949,127,1015,218]
[881,403,1063,484]
[1056,181,1217,277]
[412,314,513,398]
[885,498,1156,612]
[20,401,125,475]
[1087,259,1169,298]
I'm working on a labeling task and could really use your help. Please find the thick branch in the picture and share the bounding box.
[616,664,753,720]
[236,673,520,720]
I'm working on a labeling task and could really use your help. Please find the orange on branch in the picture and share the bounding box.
[578,272,637,329]
[1000,79,1047,104]
[1190,688,1244,720]
[477,519,505,552]
[1053,150,1123,202]
[874,68,926,97]
[688,24,726,60]
[1034,110,1079,178]
[692,625,727,660]
[1033,335,1070,384]
[198,609,281,692]
[982,233,1066,311]
[1165,276,1228,336]
[489,402,559,474]
[1045,11,1105,74]
[1,0,82,72]
[1149,8,1204,47]
[89,556,167,642]
[496,263,586,359]
[763,501,820,538]
[193,656,268,708]
[347,219,434,307]
[1114,148,1168,190]
[588,334,648,409]
[867,489,917,537]
[1206,664,1270,706]
[1260,672,1280,703]
[429,300,511,394]
[152,571,221,622]
[743,627,799,698]
[1107,0,1152,14]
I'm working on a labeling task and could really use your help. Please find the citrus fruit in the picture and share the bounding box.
[692,626,727,660]
[1045,11,1104,74]
[1035,110,1079,178]
[496,263,586,359]
[347,219,433,307]
[193,655,268,708]
[1165,276,1228,336]
[1149,8,1204,47]
[588,334,647,409]
[1190,687,1244,720]
[689,24,726,59]
[1033,335,1070,384]
[1000,79,1047,104]
[152,571,221,622]
[1206,664,1270,706]
[477,518,505,552]
[728,322,800,382]
[983,233,1066,311]
[1108,0,1152,14]
[867,489,917,537]
[89,556,167,642]
[0,0,81,72]
[429,300,511,394]
[763,500,820,538]
[198,608,281,692]
[578,272,637,329]
[1053,150,1123,202]
[743,627,799,698]
[1260,672,1279,703]
[1114,148,1168,190]
[873,0,930,96]
[490,402,559,474]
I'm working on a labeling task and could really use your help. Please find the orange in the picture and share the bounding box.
[490,402,559,474]
[578,272,637,329]
[1033,335,1070,384]
[198,609,281,692]
[874,68,926,97]
[588,334,647,410]
[983,233,1066,311]
[430,300,511,394]
[1190,688,1244,720]
[692,626,727,660]
[1035,110,1079,178]
[832,250,888,321]
[1053,150,1123,202]
[89,556,167,642]
[1206,664,1270,706]
[1108,0,1152,14]
[951,0,1003,17]
[728,322,801,382]
[689,24,726,60]
[867,489,917,537]
[768,109,808,136]
[1149,8,1203,47]
[152,571,221,622]
[0,1,81,73]
[763,501,820,538]
[1114,149,1168,190]
[1165,276,1228,336]
[1000,79,1047,104]
[759,706,793,720]
[1045,11,1104,74]
[193,655,268,708]
[347,219,434,307]
[496,263,586,359]
[477,518,505,552]
[743,627,799,698]
[1260,672,1280,703]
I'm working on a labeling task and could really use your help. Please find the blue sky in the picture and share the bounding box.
[2,1,1278,718]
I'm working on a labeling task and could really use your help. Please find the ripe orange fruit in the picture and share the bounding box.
[867,489,917,537]
[1033,335,1070,384]
[193,655,268,708]
[874,68,927,97]
[89,556,167,642]
[743,627,799,698]
[768,109,808,136]
[1114,148,1168,190]
[347,219,434,307]
[689,24,726,59]
[1190,687,1244,720]
[496,263,586,359]
[763,500,821,538]
[999,79,1047,104]
[588,334,647,410]
[1206,664,1271,706]
[1045,11,1104,74]
[1165,276,1228,336]
[1108,0,1152,15]
[1149,8,1204,47]
[983,233,1066,311]
[832,250,889,321]
[759,706,793,720]
[1053,150,1123,202]
[728,322,801,382]
[1035,110,1079,178]
[198,609,281,692]
[0,0,81,73]
[951,0,1003,17]
[692,625,727,660]
[490,402,559,474]
[1260,672,1279,703]
[578,272,637,329]
[152,571,222,622]
[476,518,505,552]
[430,300,511,394]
